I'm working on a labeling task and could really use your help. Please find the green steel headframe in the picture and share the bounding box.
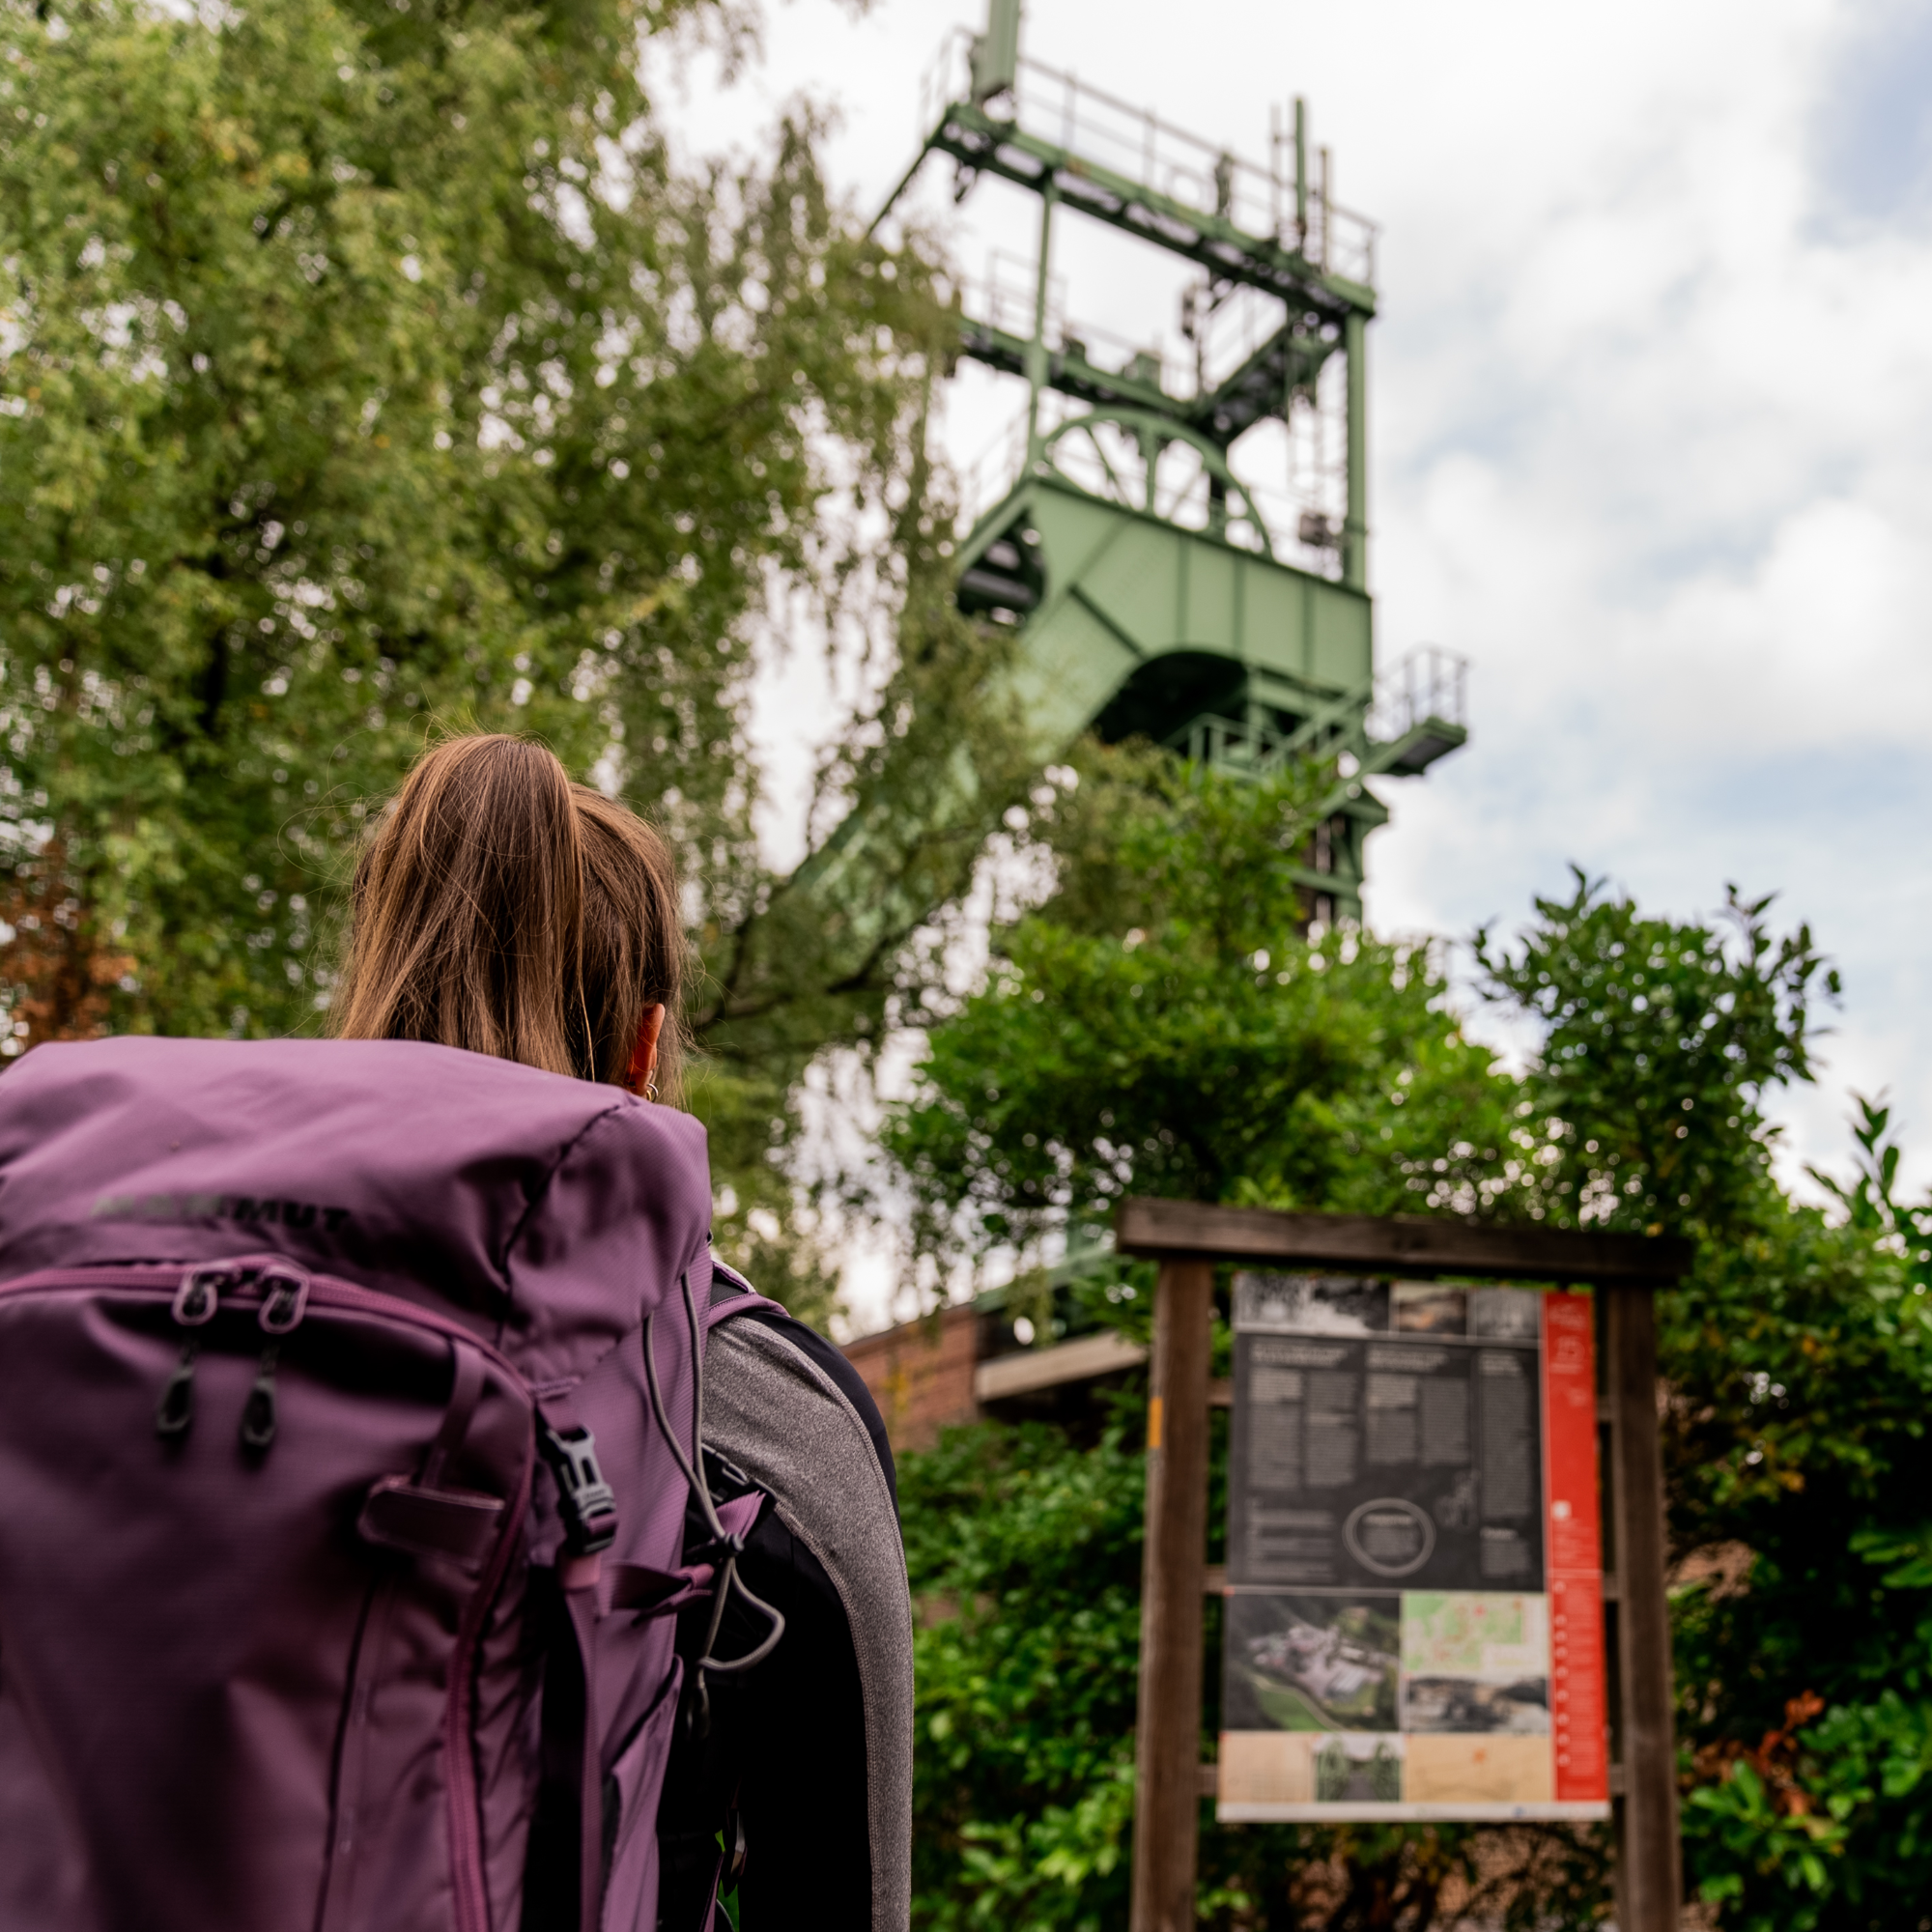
[859,0,1466,925]
[878,0,1377,594]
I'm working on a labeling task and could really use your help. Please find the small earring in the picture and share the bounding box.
[644,1080,660,1101]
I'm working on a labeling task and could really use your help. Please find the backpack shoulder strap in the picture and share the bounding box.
[696,1286,911,1932]
[704,1259,784,1327]
[703,1264,895,1513]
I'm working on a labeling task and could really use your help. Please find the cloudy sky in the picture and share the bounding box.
[668,0,1932,1269]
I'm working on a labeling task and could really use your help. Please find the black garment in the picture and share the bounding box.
[656,1296,898,1932]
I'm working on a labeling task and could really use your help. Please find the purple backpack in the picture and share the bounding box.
[0,1036,765,1932]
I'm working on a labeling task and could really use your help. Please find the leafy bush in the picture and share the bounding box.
[902,1416,1146,1931]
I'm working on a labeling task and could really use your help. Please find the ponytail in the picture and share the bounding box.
[330,734,687,1098]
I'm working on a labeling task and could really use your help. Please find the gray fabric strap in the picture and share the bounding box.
[701,1316,914,1932]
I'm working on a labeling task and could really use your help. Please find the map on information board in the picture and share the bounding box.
[1218,1274,1610,1823]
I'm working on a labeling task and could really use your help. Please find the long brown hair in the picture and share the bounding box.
[329,734,687,1099]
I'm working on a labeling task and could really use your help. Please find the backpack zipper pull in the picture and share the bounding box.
[156,1266,225,1439]
[240,1267,306,1456]
[155,1341,199,1438]
[240,1344,280,1455]
[258,1265,309,1335]
[172,1267,225,1326]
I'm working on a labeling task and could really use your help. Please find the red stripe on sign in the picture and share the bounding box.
[1543,1291,1609,1803]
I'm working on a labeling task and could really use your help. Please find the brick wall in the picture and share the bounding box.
[841,1305,982,1453]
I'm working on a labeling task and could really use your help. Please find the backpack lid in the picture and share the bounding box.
[0,1036,712,1383]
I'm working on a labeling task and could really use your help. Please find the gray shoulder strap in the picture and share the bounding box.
[701,1315,914,1932]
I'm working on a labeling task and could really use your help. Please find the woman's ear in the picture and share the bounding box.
[624,1005,666,1095]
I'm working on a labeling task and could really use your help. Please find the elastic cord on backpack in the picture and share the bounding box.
[642,1272,785,1680]
[676,1268,785,1679]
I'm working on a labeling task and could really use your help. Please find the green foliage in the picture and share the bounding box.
[1681,1674,1932,1932]
[881,750,1522,1270]
[1470,876,1932,1922]
[0,0,1009,1314]
[1662,1112,1932,1931]
[1683,1756,1840,1932]
[888,774,1932,1927]
[901,1416,1146,1931]
[1475,869,1837,1237]
[1808,1095,1932,1293]
[1475,895,1932,1931]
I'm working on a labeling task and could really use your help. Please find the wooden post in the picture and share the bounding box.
[1130,1259,1213,1932]
[1605,1283,1681,1932]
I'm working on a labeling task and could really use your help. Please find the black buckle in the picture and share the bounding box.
[539,1423,618,1555]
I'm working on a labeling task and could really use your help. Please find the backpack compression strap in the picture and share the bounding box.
[524,1387,617,1932]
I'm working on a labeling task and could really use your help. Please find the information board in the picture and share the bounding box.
[1218,1272,1610,1822]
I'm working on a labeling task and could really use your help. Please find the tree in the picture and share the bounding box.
[1474,876,1932,1931]
[1474,870,1838,1238]
[0,0,1011,1306]
[1660,1110,1932,1932]
[878,746,1527,1283]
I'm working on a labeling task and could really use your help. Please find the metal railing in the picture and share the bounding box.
[1168,713,1296,770]
[1161,647,1471,775]
[954,406,1033,531]
[954,411,1348,581]
[920,36,1378,285]
[953,250,1068,349]
[1365,645,1469,742]
[952,259,1331,425]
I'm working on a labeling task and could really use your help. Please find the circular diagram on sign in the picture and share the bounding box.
[1343,1497,1436,1577]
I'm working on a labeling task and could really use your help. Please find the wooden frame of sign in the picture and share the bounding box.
[1113,1199,1692,1932]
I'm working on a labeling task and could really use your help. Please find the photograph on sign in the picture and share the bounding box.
[1218,1274,1608,1822]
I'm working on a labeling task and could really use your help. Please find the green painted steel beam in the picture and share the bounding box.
[958,317,1176,417]
[955,476,1375,760]
[957,312,1336,453]
[1342,308,1369,592]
